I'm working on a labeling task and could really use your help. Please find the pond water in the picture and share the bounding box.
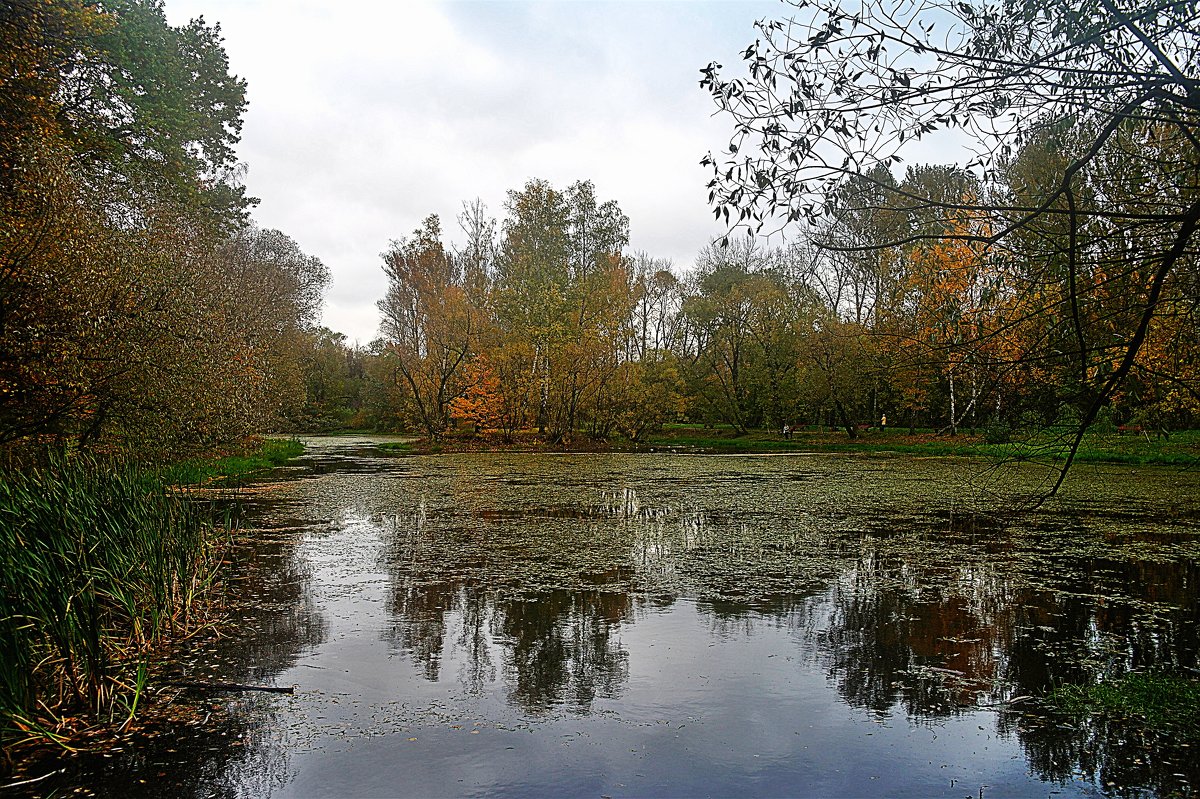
[38,437,1200,797]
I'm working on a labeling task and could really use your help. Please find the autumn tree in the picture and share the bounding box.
[628,253,683,360]
[378,215,478,439]
[702,0,1200,491]
[799,316,878,437]
[492,179,631,441]
[449,355,504,433]
[0,0,323,459]
[902,212,996,434]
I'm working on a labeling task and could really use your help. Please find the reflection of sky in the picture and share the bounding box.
[145,441,1200,798]
[263,597,1063,799]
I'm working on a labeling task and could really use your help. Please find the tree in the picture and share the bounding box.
[494,179,572,434]
[799,316,878,437]
[449,354,504,433]
[681,240,809,432]
[493,179,630,441]
[628,253,683,360]
[288,328,366,431]
[378,215,477,439]
[702,0,1200,493]
[63,0,250,222]
[0,0,291,459]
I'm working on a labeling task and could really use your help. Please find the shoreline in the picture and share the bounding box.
[360,427,1200,468]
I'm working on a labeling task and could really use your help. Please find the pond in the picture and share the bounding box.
[37,437,1200,797]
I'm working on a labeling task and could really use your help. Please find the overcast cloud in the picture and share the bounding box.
[164,0,966,345]
[158,0,793,343]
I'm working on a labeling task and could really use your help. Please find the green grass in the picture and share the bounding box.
[0,458,226,747]
[373,423,1199,468]
[160,437,304,487]
[1051,673,1200,735]
[636,425,1200,466]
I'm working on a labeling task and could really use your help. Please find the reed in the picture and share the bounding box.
[0,457,223,747]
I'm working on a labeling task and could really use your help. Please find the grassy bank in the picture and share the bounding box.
[640,424,1200,466]
[0,438,303,754]
[378,425,1200,467]
[161,436,304,487]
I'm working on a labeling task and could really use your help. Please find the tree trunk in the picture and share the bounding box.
[834,398,857,439]
[948,370,958,436]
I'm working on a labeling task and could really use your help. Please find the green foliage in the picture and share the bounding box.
[286,328,366,432]
[0,458,224,744]
[1052,674,1200,738]
[69,0,250,220]
[983,421,1012,445]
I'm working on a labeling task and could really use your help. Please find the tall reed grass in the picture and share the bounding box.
[0,458,223,746]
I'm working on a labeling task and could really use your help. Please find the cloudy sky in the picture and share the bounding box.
[159,0,797,343]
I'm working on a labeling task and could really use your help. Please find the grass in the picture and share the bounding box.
[375,424,1200,467]
[0,438,305,751]
[636,424,1200,466]
[1051,673,1200,736]
[160,437,304,487]
[0,458,224,748]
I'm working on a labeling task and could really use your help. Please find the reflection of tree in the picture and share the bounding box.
[378,483,644,712]
[378,497,635,712]
[496,590,630,713]
[382,578,634,714]
[1000,553,1200,796]
[390,581,459,681]
[816,556,1003,717]
[799,518,1200,795]
[372,459,1200,794]
[455,586,497,696]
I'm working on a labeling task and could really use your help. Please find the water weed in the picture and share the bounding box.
[0,458,226,749]
[1051,673,1200,736]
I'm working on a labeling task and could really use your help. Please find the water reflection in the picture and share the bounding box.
[364,454,1199,796]
[34,445,1200,797]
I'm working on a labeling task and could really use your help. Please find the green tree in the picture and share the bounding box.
[681,241,809,432]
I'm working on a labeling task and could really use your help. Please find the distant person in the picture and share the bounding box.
[880,414,887,428]
[782,424,791,440]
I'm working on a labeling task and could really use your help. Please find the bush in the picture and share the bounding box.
[984,421,1012,445]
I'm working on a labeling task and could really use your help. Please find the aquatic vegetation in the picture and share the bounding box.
[1052,673,1200,736]
[16,440,1200,795]
[0,459,227,747]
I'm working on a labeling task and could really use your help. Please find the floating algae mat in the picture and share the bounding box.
[34,437,1200,797]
